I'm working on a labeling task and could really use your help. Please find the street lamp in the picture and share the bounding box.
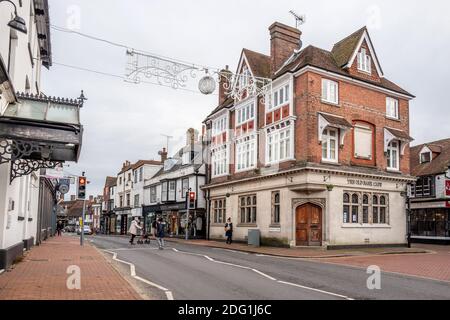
[0,0,27,34]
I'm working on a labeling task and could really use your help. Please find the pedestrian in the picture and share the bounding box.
[56,220,63,237]
[129,217,142,245]
[224,218,233,244]
[156,218,165,250]
[152,219,158,238]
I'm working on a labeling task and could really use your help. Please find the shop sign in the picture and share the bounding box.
[347,179,383,188]
[445,180,450,197]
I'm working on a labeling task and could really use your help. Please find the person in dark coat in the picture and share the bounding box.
[56,220,63,236]
[156,218,165,250]
[224,218,233,244]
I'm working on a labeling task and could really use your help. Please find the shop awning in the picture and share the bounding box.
[0,92,84,182]
[318,112,353,146]
[384,127,414,155]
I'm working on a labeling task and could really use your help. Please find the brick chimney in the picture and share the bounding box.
[269,22,302,74]
[218,65,231,105]
[186,128,199,146]
[159,148,168,163]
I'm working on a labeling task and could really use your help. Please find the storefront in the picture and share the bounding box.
[207,167,413,248]
[410,201,450,242]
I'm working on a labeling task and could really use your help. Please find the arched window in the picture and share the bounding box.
[362,194,369,224]
[379,196,387,224]
[343,193,350,223]
[373,195,379,223]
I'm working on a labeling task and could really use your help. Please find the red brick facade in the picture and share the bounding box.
[206,22,413,186]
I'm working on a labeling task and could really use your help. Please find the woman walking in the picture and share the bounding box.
[156,218,165,250]
[224,218,233,244]
[129,217,142,245]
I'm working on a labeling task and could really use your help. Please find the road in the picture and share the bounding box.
[89,235,450,300]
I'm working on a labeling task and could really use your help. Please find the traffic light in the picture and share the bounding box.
[78,176,87,199]
[188,191,196,210]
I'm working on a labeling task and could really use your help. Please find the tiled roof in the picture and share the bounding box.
[385,127,413,142]
[319,112,353,128]
[105,176,117,188]
[132,160,162,170]
[331,26,367,67]
[410,138,450,176]
[242,48,271,78]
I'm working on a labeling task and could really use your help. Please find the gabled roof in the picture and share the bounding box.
[104,176,117,188]
[331,27,367,68]
[132,160,162,170]
[241,48,271,79]
[410,138,450,176]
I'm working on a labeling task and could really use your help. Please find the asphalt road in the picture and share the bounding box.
[89,235,450,300]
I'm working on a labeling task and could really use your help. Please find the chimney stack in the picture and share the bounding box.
[218,65,231,105]
[89,195,94,202]
[159,148,168,163]
[186,128,199,146]
[269,22,302,74]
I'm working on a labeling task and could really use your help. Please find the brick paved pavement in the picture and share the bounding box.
[320,244,450,282]
[0,235,141,300]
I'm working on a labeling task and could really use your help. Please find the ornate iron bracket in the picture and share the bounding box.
[10,159,62,183]
[0,139,62,183]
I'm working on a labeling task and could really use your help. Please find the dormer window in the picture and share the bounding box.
[420,152,431,163]
[357,48,371,74]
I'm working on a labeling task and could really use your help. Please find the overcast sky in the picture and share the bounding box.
[42,0,450,196]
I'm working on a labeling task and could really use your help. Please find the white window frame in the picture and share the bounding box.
[321,128,338,163]
[270,83,290,111]
[236,100,256,126]
[168,180,176,201]
[235,136,257,172]
[267,126,293,164]
[211,146,228,178]
[321,79,339,105]
[239,65,251,90]
[387,140,400,171]
[386,97,399,119]
[357,48,372,74]
[150,186,157,203]
[212,115,227,136]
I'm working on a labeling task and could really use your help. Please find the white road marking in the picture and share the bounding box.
[252,269,277,281]
[113,247,158,251]
[277,281,354,300]
[171,247,352,300]
[103,249,174,300]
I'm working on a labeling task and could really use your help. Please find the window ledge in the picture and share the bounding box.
[341,224,391,229]
[321,160,341,166]
[321,99,340,107]
[386,116,400,122]
[386,169,401,174]
[237,224,258,228]
[210,223,226,227]
[357,69,372,76]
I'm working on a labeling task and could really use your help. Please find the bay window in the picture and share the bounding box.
[150,186,157,203]
[270,83,290,110]
[236,101,255,125]
[322,128,338,162]
[267,126,292,163]
[212,115,227,136]
[236,136,256,172]
[168,181,176,201]
[212,146,228,177]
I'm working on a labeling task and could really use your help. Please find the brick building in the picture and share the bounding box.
[409,138,450,243]
[203,22,415,248]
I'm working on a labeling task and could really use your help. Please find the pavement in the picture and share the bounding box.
[0,235,142,300]
[163,237,430,258]
[320,244,450,282]
[87,235,450,300]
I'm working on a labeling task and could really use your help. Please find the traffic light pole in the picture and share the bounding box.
[80,199,86,246]
[185,189,191,241]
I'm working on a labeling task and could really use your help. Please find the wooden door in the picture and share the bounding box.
[296,204,322,246]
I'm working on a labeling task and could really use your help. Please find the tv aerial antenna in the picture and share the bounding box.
[289,11,306,29]
[289,11,306,51]
[160,134,173,155]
